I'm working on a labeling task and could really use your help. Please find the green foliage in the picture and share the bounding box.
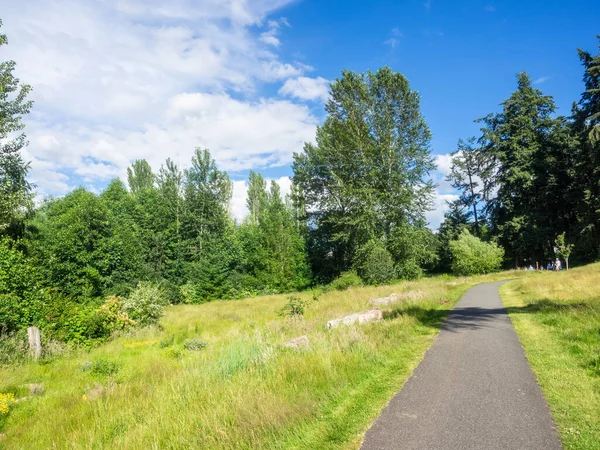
[327,271,363,291]
[0,20,34,238]
[449,230,504,276]
[355,240,395,285]
[278,296,309,318]
[84,359,121,377]
[159,280,183,305]
[0,294,21,334]
[123,283,165,327]
[183,338,208,351]
[293,66,435,280]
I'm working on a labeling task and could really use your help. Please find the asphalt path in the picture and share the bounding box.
[361,281,562,450]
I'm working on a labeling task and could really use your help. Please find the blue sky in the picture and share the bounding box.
[2,0,599,228]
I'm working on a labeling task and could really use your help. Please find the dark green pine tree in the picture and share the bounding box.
[572,36,600,259]
[476,71,558,266]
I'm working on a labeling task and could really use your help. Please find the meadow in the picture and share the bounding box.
[0,271,524,449]
[501,263,600,449]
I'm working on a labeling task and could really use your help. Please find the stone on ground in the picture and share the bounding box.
[327,309,383,329]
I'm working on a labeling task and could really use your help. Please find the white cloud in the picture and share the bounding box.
[279,76,329,102]
[533,76,550,85]
[485,5,496,12]
[427,191,458,230]
[383,38,399,49]
[2,0,318,197]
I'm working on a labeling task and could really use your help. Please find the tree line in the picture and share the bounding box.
[0,17,599,347]
[441,38,600,269]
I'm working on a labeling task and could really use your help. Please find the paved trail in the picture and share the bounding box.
[361,281,562,450]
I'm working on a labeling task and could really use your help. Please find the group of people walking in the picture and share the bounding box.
[524,259,563,271]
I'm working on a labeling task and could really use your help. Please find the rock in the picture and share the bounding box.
[369,290,425,306]
[283,335,309,349]
[327,309,383,329]
[25,383,44,395]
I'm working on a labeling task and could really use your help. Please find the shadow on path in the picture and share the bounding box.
[384,299,593,333]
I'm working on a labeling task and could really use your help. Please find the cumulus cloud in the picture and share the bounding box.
[2,0,318,197]
[426,191,459,229]
[278,76,330,102]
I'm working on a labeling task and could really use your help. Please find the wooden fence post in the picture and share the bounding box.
[27,326,42,360]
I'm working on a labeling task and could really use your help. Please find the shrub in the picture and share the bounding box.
[97,296,136,332]
[327,271,363,291]
[0,294,22,335]
[0,333,28,365]
[279,296,308,319]
[159,280,184,305]
[123,282,165,327]
[449,230,504,276]
[183,338,208,351]
[356,242,396,285]
[84,359,121,377]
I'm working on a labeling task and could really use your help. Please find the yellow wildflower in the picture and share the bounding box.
[0,393,16,415]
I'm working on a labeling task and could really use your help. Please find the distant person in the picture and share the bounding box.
[529,265,534,271]
[547,262,552,271]
[555,259,561,271]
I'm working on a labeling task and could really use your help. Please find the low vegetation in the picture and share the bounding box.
[500,263,600,449]
[0,271,524,448]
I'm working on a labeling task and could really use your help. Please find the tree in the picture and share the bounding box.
[447,137,485,235]
[554,232,574,270]
[182,149,234,297]
[246,171,267,224]
[436,199,470,272]
[476,71,559,266]
[127,159,155,196]
[0,20,34,238]
[293,67,435,280]
[572,37,600,260]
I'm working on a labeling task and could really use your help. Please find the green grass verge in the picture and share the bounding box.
[0,271,524,449]
[500,263,600,449]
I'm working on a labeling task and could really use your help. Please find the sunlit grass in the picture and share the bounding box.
[0,271,525,449]
[500,263,600,450]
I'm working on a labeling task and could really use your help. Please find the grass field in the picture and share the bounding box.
[500,263,600,450]
[0,271,526,449]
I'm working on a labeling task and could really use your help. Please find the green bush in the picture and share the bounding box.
[356,242,396,285]
[159,280,183,305]
[327,271,363,291]
[0,294,22,335]
[278,296,308,318]
[449,230,504,276]
[123,282,165,327]
[183,338,208,351]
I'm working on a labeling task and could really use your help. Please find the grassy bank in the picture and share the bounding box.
[0,271,522,449]
[500,263,600,449]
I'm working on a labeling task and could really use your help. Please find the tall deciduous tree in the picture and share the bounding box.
[293,67,435,280]
[0,20,34,237]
